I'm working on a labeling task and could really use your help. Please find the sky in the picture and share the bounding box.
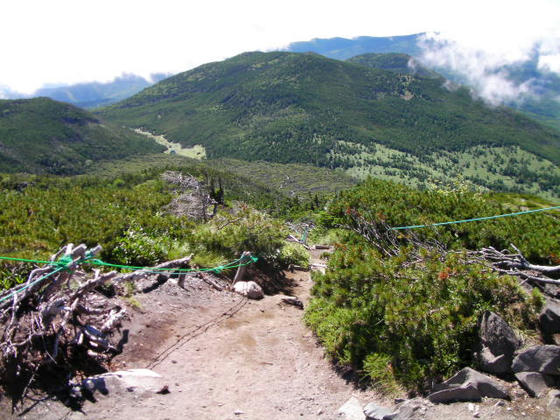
[1,0,559,96]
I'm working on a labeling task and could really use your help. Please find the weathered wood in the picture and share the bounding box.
[233,251,252,284]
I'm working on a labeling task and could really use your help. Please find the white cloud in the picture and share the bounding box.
[539,54,560,73]
[0,0,559,93]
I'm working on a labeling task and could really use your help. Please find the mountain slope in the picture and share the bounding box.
[286,34,423,59]
[99,51,560,197]
[286,34,560,131]
[2,74,171,110]
[347,53,440,79]
[0,97,165,174]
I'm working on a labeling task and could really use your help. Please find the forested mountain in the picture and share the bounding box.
[1,74,171,110]
[286,34,560,130]
[347,53,440,79]
[286,34,423,59]
[100,51,560,197]
[0,97,164,174]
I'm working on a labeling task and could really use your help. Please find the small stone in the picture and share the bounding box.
[234,409,244,415]
[548,390,560,410]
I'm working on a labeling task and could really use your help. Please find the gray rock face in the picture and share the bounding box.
[428,367,510,403]
[428,384,482,404]
[477,311,520,374]
[338,396,366,420]
[515,372,556,398]
[540,301,560,341]
[512,345,560,375]
[78,369,167,399]
[363,402,397,420]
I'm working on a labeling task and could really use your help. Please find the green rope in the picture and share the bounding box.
[0,256,59,265]
[86,256,251,273]
[390,205,560,231]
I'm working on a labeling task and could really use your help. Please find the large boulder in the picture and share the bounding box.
[233,281,264,299]
[77,369,167,399]
[512,345,560,375]
[540,301,560,342]
[428,367,510,403]
[515,372,556,398]
[476,311,520,374]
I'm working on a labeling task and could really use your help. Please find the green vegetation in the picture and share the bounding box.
[0,160,320,289]
[336,143,560,199]
[306,178,559,391]
[347,53,440,79]
[98,51,560,199]
[100,51,560,166]
[0,98,165,174]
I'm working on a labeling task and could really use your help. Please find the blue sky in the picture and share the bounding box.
[1,0,559,94]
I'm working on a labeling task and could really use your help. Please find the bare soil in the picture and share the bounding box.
[4,249,560,419]
[7,249,383,419]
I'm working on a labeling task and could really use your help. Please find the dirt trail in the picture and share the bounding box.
[19,249,382,420]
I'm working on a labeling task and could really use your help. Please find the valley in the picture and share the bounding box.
[133,128,206,159]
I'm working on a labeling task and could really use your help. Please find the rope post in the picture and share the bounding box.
[233,251,252,284]
[300,225,310,245]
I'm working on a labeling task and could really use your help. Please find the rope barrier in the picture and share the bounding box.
[390,205,560,231]
[0,253,259,300]
[0,266,66,304]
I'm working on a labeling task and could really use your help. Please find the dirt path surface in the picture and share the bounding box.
[16,249,382,420]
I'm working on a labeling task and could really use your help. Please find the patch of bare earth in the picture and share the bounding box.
[11,250,382,419]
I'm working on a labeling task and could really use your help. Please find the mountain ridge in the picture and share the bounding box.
[98,51,560,198]
[0,97,164,174]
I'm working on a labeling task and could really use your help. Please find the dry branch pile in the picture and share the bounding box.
[0,243,193,406]
[346,212,560,294]
[0,244,123,403]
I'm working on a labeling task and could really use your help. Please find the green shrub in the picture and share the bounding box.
[306,244,541,390]
[278,243,310,269]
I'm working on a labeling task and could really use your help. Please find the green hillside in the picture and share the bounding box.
[347,53,440,79]
[0,97,164,174]
[99,51,560,197]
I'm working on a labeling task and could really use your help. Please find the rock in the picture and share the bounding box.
[338,396,366,419]
[81,369,166,398]
[540,301,560,342]
[392,398,432,419]
[281,295,304,309]
[512,345,560,375]
[515,372,555,398]
[233,281,264,299]
[548,390,560,410]
[428,384,482,404]
[428,367,509,403]
[363,402,397,420]
[476,311,520,374]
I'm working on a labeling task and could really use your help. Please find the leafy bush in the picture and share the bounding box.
[321,178,560,262]
[278,243,310,269]
[110,224,170,267]
[306,244,542,391]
